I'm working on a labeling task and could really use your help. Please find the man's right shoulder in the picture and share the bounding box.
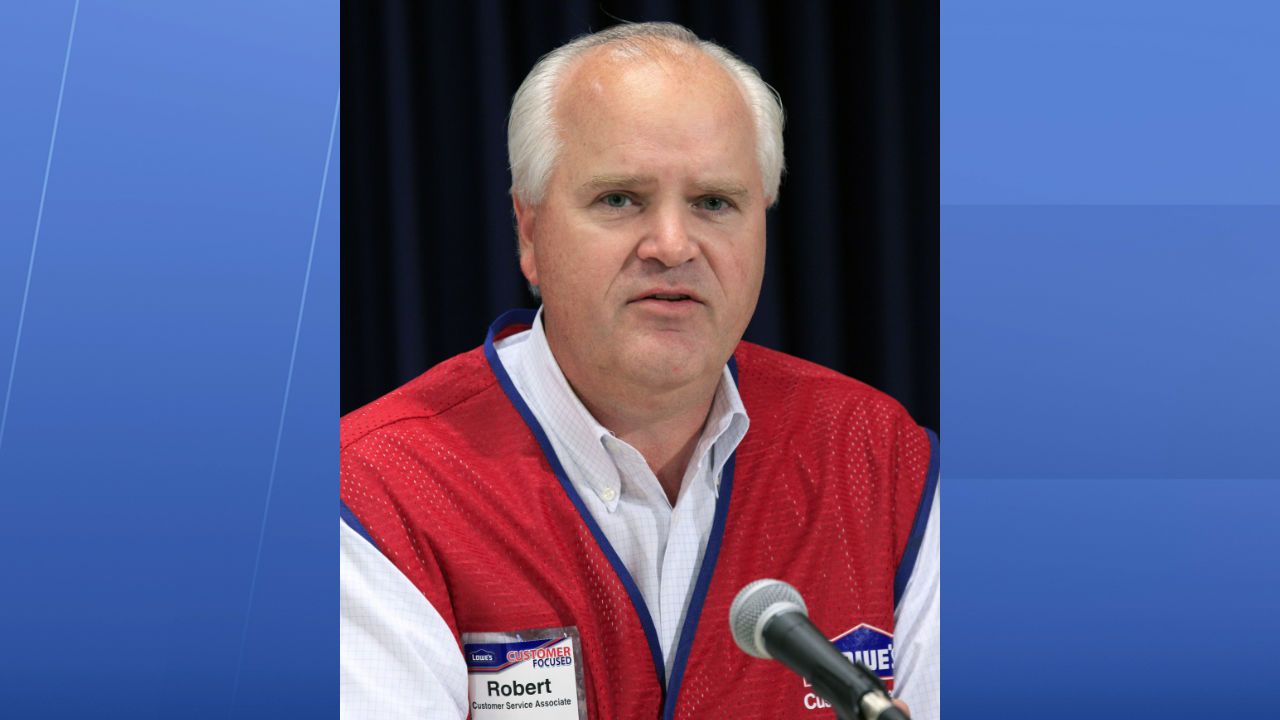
[340,345,499,453]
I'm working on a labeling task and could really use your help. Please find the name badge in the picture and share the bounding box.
[463,626,587,719]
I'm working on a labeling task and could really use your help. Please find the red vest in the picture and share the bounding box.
[341,311,938,719]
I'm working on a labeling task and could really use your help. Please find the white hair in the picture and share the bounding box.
[507,22,786,207]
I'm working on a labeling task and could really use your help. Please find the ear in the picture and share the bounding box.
[513,193,540,288]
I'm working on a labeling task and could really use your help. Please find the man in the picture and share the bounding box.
[341,22,938,720]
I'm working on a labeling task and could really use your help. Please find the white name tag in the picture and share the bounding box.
[463,626,587,719]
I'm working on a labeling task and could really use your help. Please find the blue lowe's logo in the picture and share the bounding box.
[800,623,898,711]
[464,644,504,669]
[831,623,895,686]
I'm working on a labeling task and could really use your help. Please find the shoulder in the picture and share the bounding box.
[732,343,937,557]
[732,341,920,433]
[340,345,504,455]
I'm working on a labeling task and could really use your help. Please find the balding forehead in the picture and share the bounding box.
[555,41,747,122]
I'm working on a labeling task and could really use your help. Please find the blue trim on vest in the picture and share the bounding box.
[340,500,378,549]
[894,427,940,605]
[661,416,737,720]
[482,309,669,690]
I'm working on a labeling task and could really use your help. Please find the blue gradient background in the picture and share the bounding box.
[4,1,1278,718]
[944,1,1280,718]
[1,2,337,717]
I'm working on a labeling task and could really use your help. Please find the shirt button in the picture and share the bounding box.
[600,487,617,502]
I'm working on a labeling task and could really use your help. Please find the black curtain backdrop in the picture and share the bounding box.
[342,1,939,432]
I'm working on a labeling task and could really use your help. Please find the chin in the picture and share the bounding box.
[621,337,715,389]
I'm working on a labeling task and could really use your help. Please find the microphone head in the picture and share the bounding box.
[729,579,808,659]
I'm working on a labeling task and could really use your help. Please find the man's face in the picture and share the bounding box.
[516,46,767,398]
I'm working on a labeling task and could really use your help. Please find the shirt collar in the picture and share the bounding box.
[512,307,749,510]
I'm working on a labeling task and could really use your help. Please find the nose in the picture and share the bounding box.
[636,204,699,268]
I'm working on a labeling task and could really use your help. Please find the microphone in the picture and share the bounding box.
[729,579,908,720]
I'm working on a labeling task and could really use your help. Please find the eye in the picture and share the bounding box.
[697,196,732,212]
[601,193,632,209]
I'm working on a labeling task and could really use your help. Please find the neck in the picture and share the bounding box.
[579,381,717,506]
[549,347,720,507]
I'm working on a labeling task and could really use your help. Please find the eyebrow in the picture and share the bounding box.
[579,174,752,201]
[580,174,656,193]
[692,180,751,201]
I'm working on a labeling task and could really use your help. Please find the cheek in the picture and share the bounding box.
[533,214,579,277]
[722,231,766,297]
[537,221,622,301]
[554,218,632,274]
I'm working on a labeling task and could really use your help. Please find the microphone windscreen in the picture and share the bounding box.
[729,579,808,658]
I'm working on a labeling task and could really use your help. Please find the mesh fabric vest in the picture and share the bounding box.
[341,313,937,719]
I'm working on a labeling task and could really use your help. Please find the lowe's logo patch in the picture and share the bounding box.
[832,623,895,686]
[470,650,495,664]
[801,623,896,711]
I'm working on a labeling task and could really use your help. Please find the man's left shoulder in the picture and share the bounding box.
[732,342,936,514]
[732,341,919,429]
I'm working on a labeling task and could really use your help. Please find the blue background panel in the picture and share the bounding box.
[947,477,1280,718]
[943,205,1280,480]
[944,1,1280,718]
[942,0,1280,205]
[0,2,337,717]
